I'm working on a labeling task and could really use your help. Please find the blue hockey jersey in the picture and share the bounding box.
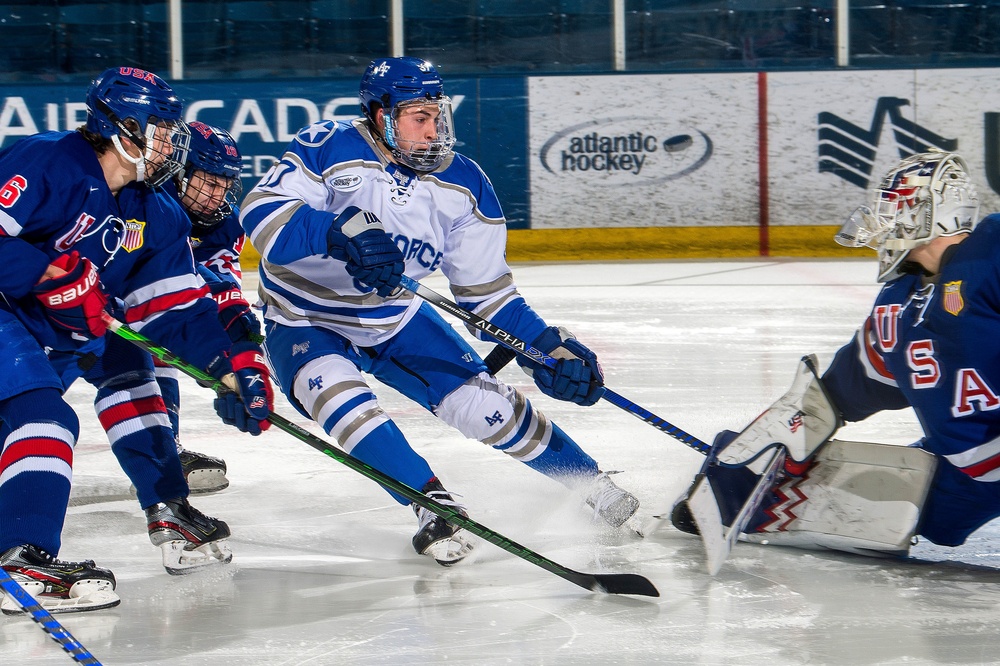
[823,215,1000,482]
[0,131,231,371]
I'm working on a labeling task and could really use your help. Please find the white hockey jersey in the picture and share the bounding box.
[241,119,545,348]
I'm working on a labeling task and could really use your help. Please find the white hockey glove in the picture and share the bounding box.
[717,354,842,471]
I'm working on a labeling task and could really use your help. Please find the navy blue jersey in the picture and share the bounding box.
[0,130,230,370]
[824,215,1000,482]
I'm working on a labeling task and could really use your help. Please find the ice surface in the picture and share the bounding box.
[5,260,1000,665]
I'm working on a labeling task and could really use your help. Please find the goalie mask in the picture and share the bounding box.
[86,66,190,187]
[179,122,243,229]
[835,151,980,282]
[359,57,456,172]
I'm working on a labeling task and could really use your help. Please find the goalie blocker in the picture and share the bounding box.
[672,355,938,565]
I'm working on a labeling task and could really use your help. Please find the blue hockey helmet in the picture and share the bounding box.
[85,66,183,139]
[179,121,243,228]
[359,57,456,171]
[84,66,190,187]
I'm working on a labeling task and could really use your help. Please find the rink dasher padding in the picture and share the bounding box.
[240,224,870,268]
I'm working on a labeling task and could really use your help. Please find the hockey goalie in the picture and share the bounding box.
[672,151,1000,574]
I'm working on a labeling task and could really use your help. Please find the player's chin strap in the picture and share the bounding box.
[0,568,104,665]
[99,313,658,598]
[396,275,712,455]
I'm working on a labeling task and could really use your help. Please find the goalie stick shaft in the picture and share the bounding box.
[398,275,711,455]
[0,569,103,665]
[104,317,658,598]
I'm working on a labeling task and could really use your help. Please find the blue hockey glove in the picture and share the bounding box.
[205,342,273,436]
[326,206,404,298]
[208,284,263,344]
[517,326,605,406]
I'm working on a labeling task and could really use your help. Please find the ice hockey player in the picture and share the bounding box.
[155,121,262,494]
[241,56,639,565]
[0,67,273,614]
[671,150,999,564]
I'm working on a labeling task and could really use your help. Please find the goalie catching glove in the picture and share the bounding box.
[716,354,842,472]
[32,251,109,339]
[327,206,404,298]
[205,342,274,435]
[517,326,605,406]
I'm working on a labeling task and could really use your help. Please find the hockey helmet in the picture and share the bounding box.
[179,122,243,228]
[85,66,190,187]
[359,57,456,171]
[835,151,980,282]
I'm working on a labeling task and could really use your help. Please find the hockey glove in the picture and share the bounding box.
[208,284,263,344]
[205,342,274,436]
[327,206,404,298]
[32,251,109,338]
[517,326,605,406]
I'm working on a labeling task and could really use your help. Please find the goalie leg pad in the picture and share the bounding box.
[744,439,938,556]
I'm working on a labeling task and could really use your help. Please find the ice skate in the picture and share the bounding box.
[412,479,474,566]
[585,471,640,528]
[145,497,233,575]
[179,448,230,494]
[0,544,120,615]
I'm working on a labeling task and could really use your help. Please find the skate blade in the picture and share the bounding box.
[1,579,121,615]
[159,539,234,576]
[185,469,230,495]
[422,530,474,567]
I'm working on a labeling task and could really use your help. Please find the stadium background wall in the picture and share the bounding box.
[2,67,999,265]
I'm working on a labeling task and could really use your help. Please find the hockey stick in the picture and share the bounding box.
[398,275,711,454]
[0,569,103,665]
[103,317,658,598]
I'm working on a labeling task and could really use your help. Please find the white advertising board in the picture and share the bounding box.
[528,73,760,228]
[768,68,1000,227]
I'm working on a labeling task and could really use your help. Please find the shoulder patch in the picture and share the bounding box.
[942,280,964,316]
[121,218,146,253]
[296,121,337,147]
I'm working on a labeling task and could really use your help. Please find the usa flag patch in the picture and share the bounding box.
[943,280,964,316]
[121,218,146,252]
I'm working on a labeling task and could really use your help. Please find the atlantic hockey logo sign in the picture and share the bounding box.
[818,97,957,188]
[538,117,712,184]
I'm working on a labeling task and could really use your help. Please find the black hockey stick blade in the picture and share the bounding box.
[105,318,659,598]
[585,572,661,597]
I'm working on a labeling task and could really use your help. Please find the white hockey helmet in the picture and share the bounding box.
[835,151,980,282]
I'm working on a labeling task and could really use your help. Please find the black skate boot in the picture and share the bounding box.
[0,544,120,614]
[145,497,233,575]
[179,448,229,494]
[585,471,640,528]
[412,478,474,566]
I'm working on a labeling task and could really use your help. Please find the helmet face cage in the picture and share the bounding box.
[383,97,456,171]
[359,57,457,171]
[835,152,980,282]
[85,67,188,187]
[180,122,243,228]
[145,119,190,187]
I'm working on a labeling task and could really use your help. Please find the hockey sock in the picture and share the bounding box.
[520,422,600,482]
[154,366,182,446]
[348,421,436,505]
[96,374,188,508]
[0,388,79,554]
